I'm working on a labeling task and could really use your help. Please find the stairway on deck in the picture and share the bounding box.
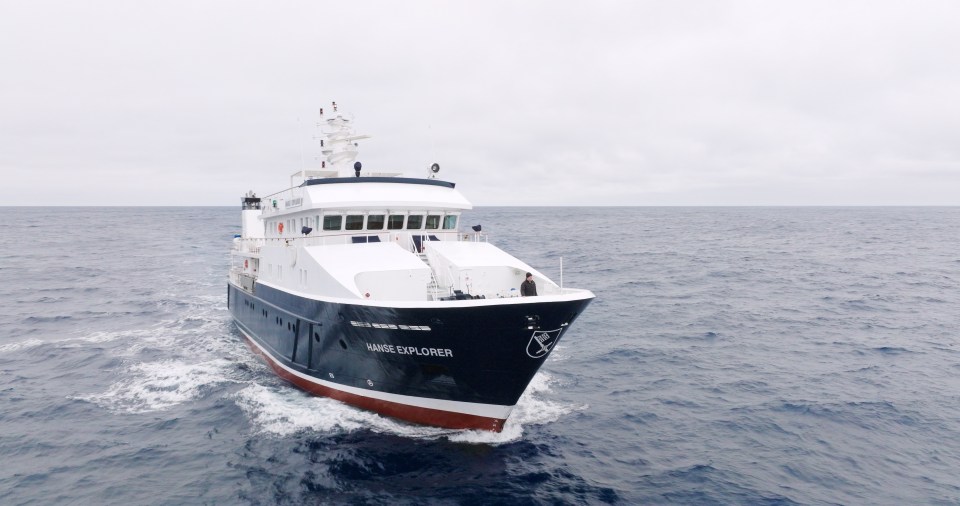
[418,251,446,300]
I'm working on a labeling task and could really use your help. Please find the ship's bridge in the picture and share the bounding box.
[260,177,472,242]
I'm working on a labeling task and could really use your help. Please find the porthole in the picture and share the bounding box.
[339,339,347,350]
[314,332,320,342]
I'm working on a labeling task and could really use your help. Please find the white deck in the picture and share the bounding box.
[303,242,431,300]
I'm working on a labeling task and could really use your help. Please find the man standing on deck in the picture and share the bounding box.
[521,272,537,297]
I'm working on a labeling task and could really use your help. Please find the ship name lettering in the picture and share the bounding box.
[366,343,452,357]
[366,342,395,353]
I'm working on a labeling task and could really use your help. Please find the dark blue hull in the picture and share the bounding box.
[227,282,592,431]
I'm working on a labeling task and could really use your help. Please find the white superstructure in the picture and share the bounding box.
[230,103,585,305]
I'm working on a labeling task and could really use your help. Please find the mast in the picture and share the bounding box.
[320,101,371,177]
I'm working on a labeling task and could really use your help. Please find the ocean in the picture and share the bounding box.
[1,206,959,504]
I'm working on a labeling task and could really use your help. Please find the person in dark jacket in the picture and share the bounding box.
[520,272,537,296]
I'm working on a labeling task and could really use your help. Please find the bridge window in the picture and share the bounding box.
[442,215,458,229]
[387,215,405,230]
[323,215,342,230]
[406,215,423,229]
[345,215,364,230]
[367,214,385,230]
[425,215,441,229]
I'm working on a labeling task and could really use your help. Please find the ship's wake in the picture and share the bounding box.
[69,293,581,444]
[232,371,584,445]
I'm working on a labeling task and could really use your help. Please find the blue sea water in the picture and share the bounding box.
[1,206,959,505]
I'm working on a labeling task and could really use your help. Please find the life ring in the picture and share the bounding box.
[278,223,284,234]
[244,259,249,269]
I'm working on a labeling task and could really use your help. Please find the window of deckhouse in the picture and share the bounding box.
[345,215,364,230]
[367,215,385,230]
[323,215,343,230]
[425,215,441,230]
[442,215,458,229]
[406,215,423,230]
[387,215,405,230]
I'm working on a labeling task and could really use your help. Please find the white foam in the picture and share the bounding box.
[0,330,148,353]
[75,359,238,413]
[547,343,571,362]
[447,372,585,444]
[232,371,582,444]
[0,338,45,354]
[232,383,470,439]
[62,327,165,349]
[65,293,244,362]
[233,383,378,436]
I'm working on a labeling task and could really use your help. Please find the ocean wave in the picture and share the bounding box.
[6,207,960,504]
[59,327,171,349]
[73,358,239,413]
[870,346,914,355]
[0,338,45,354]
[21,315,73,324]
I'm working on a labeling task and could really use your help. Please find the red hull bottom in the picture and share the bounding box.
[241,334,507,432]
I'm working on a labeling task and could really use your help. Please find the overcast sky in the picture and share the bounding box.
[2,1,958,206]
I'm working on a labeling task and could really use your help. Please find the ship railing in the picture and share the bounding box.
[258,187,301,216]
[235,230,486,248]
[454,284,581,300]
[228,269,257,293]
[232,238,264,255]
[455,232,489,243]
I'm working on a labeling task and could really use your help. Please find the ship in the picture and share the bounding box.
[227,103,594,432]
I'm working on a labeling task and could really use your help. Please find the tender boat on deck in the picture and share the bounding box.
[227,103,594,431]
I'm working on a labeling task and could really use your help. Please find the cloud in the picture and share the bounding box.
[1,1,958,205]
